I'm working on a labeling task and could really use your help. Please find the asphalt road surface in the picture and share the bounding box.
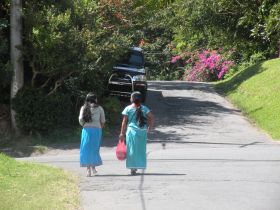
[20,81,280,210]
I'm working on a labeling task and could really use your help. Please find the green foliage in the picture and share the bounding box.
[14,0,181,138]
[22,0,135,95]
[144,44,174,80]
[0,19,10,86]
[249,52,266,64]
[172,0,279,61]
[222,67,238,80]
[102,96,122,126]
[136,0,175,10]
[14,0,146,137]
[140,8,175,80]
[0,0,11,104]
[4,0,280,139]
[12,87,72,134]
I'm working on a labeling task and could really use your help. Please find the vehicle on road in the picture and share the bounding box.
[107,47,147,101]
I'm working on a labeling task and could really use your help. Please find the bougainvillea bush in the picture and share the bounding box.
[171,50,235,82]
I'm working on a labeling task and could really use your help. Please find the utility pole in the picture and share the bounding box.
[10,0,24,135]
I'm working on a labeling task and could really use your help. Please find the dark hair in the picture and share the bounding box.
[131,92,146,128]
[131,91,142,104]
[136,106,147,128]
[82,92,98,123]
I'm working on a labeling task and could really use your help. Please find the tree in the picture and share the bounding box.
[10,0,23,134]
[171,0,280,59]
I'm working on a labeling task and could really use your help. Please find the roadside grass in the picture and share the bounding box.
[216,58,280,140]
[0,153,79,210]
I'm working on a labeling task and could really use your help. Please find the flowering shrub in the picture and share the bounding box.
[171,55,181,64]
[171,50,235,82]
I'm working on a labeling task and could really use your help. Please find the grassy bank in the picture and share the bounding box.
[216,58,280,140]
[0,153,79,210]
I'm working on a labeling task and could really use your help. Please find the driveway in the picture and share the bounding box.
[19,81,280,210]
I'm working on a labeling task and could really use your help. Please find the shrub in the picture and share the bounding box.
[12,87,73,134]
[222,66,238,80]
[0,17,11,104]
[101,96,122,126]
[187,50,235,81]
[171,50,235,82]
[249,52,266,64]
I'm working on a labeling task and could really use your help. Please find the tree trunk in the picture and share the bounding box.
[10,0,24,135]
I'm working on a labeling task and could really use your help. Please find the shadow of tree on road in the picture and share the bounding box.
[48,81,244,149]
[146,82,239,144]
[5,81,257,157]
[92,173,186,177]
[148,81,216,93]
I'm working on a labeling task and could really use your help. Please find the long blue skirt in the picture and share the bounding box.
[126,126,147,169]
[80,127,102,167]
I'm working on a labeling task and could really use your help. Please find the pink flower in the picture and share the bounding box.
[185,49,235,81]
[171,55,181,64]
[218,61,234,79]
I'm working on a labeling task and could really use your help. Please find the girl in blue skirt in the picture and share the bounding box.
[79,92,105,177]
[119,91,154,175]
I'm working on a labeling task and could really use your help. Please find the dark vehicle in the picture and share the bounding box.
[108,47,147,101]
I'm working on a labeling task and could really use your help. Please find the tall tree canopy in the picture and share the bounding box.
[1,0,279,135]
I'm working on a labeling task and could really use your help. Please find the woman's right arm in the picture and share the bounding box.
[78,106,85,126]
[119,115,128,142]
[100,106,106,128]
[147,112,154,132]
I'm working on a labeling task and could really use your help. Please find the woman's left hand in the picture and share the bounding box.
[119,133,125,142]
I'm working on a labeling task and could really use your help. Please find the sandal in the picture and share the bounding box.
[86,168,91,177]
[131,169,137,176]
[91,167,97,175]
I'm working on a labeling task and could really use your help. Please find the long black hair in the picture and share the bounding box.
[82,92,98,123]
[131,92,146,128]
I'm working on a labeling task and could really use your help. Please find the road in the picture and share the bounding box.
[19,81,280,210]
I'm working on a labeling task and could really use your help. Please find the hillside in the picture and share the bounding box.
[216,58,280,140]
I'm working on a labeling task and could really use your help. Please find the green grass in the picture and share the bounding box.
[0,153,79,210]
[216,58,280,140]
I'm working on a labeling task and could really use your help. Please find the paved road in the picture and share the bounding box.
[19,81,280,210]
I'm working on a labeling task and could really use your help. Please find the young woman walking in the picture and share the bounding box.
[79,92,106,177]
[119,91,154,175]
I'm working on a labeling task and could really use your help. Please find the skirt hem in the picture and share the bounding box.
[80,163,102,167]
[126,167,146,169]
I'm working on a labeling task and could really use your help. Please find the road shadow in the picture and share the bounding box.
[148,81,215,93]
[148,158,280,162]
[93,173,186,177]
[147,140,264,147]
[145,82,240,144]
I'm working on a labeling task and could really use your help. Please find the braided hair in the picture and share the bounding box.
[82,92,98,123]
[131,92,146,128]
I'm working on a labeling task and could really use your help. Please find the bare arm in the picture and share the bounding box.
[147,112,154,132]
[78,106,85,126]
[100,107,106,128]
[119,115,128,142]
